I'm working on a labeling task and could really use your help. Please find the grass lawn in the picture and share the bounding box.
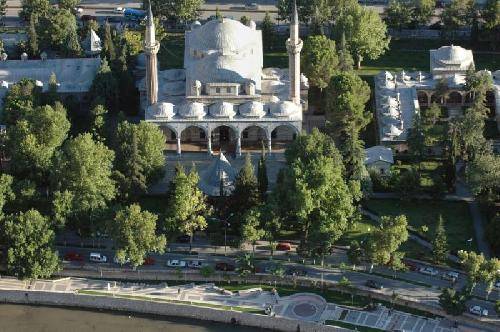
[363,199,477,253]
[392,160,448,191]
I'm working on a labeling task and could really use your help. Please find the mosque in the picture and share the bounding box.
[138,3,309,156]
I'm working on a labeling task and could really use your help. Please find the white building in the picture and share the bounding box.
[139,2,308,156]
[375,45,499,148]
[364,145,394,175]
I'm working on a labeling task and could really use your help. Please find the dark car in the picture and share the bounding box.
[276,242,292,251]
[81,15,97,21]
[64,251,84,262]
[365,279,383,290]
[286,267,307,276]
[143,256,156,266]
[403,260,418,271]
[215,262,235,271]
[176,235,190,243]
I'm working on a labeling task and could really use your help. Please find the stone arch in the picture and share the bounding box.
[430,93,442,104]
[180,125,208,152]
[159,125,178,153]
[446,91,463,105]
[417,91,429,105]
[270,124,299,151]
[211,124,237,154]
[241,125,268,152]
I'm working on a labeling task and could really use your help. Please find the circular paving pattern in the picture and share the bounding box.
[293,302,317,318]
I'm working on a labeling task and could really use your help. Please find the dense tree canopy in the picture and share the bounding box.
[20,0,50,22]
[2,79,42,126]
[148,0,203,22]
[301,35,338,90]
[111,204,166,268]
[51,134,116,225]
[3,209,59,279]
[0,174,14,214]
[466,153,500,202]
[230,154,260,220]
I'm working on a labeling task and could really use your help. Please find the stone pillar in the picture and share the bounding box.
[267,137,272,156]
[286,1,303,105]
[236,136,242,157]
[207,135,212,155]
[144,3,160,106]
[176,137,181,155]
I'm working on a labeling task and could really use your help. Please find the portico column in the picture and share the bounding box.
[267,136,272,156]
[207,134,212,155]
[236,135,242,157]
[176,137,181,155]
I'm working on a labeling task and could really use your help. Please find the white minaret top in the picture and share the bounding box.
[144,1,160,106]
[286,0,302,105]
[145,3,156,46]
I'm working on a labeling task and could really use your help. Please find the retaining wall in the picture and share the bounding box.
[0,289,349,332]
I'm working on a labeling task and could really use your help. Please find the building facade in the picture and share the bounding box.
[139,3,308,156]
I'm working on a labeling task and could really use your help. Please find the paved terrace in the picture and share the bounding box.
[0,277,457,332]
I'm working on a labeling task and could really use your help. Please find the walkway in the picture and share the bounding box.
[0,277,457,332]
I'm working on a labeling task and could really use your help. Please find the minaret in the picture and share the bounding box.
[144,2,160,106]
[286,0,303,105]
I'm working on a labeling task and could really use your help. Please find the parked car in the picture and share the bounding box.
[113,256,130,265]
[74,7,83,13]
[494,280,500,289]
[365,279,384,290]
[89,252,107,263]
[187,260,204,269]
[469,305,488,316]
[64,252,83,262]
[215,262,235,271]
[442,271,459,282]
[114,7,125,13]
[81,15,97,21]
[403,260,419,271]
[176,234,191,243]
[166,259,186,268]
[276,242,292,251]
[245,2,259,10]
[143,256,156,266]
[419,266,438,276]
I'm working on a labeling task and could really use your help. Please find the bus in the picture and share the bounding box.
[124,8,147,21]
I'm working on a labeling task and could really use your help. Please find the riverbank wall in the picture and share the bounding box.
[0,289,349,332]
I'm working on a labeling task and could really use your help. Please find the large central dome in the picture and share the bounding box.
[184,18,263,94]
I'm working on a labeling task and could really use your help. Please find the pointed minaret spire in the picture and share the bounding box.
[144,0,159,107]
[286,0,302,105]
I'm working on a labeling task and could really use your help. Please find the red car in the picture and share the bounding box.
[404,260,419,271]
[64,252,84,262]
[215,262,235,271]
[276,242,292,251]
[143,256,155,266]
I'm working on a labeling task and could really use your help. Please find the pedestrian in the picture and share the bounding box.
[178,288,181,295]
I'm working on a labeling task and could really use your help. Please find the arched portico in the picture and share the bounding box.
[179,125,208,153]
[445,91,463,105]
[270,124,299,152]
[211,125,237,155]
[241,125,268,152]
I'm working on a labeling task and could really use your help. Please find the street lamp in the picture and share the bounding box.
[219,213,234,256]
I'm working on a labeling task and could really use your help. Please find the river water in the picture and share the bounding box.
[0,304,268,332]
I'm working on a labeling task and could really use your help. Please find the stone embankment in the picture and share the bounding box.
[0,289,349,332]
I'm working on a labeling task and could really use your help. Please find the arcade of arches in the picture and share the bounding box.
[161,124,298,155]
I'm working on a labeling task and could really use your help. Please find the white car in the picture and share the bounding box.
[442,271,459,281]
[166,259,186,268]
[469,305,488,316]
[74,7,83,13]
[114,7,125,13]
[419,266,439,276]
[89,252,107,263]
[187,260,204,268]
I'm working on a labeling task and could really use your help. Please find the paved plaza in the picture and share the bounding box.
[0,277,458,332]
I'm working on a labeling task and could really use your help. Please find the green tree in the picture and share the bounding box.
[51,133,116,227]
[257,151,268,199]
[480,258,500,300]
[337,31,354,71]
[20,0,50,22]
[466,153,500,202]
[385,0,413,30]
[347,240,363,269]
[458,250,485,292]
[261,12,275,52]
[241,207,265,254]
[27,15,39,57]
[366,215,409,272]
[334,4,390,68]
[440,0,475,35]
[0,0,6,25]
[7,103,70,182]
[260,202,282,259]
[89,58,119,112]
[0,174,14,215]
[166,166,209,250]
[230,153,260,220]
[301,35,338,90]
[3,209,59,279]
[64,27,82,57]
[39,8,79,53]
[148,0,203,22]
[2,78,42,126]
[110,204,166,268]
[44,72,59,105]
[406,113,426,163]
[432,215,449,265]
[102,21,116,61]
[412,0,435,26]
[276,129,355,256]
[236,253,255,278]
[480,0,500,49]
[114,121,166,186]
[240,15,250,25]
[58,0,80,11]
[89,104,108,141]
[439,288,468,315]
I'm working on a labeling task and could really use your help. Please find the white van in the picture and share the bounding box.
[89,252,107,263]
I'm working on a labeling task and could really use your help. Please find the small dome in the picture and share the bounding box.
[35,80,43,87]
[269,95,280,103]
[148,102,175,119]
[179,102,206,119]
[239,101,265,118]
[270,101,300,117]
[209,101,236,118]
[0,80,8,88]
[385,124,403,137]
[21,52,28,60]
[436,45,469,64]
